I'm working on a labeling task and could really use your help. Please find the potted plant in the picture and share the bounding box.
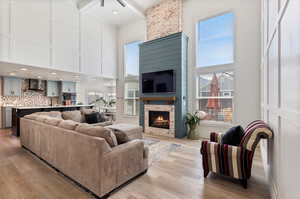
[185,111,201,140]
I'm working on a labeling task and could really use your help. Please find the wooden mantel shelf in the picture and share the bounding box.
[140,96,176,102]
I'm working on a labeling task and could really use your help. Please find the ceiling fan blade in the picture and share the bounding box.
[116,0,126,7]
[100,0,104,7]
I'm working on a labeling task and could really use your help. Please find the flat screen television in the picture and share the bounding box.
[142,70,175,93]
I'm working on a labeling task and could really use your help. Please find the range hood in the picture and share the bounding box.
[28,79,45,91]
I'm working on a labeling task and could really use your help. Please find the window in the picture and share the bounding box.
[124,41,142,116]
[197,12,235,67]
[124,41,141,77]
[87,91,116,112]
[197,72,234,123]
[196,13,235,123]
[87,91,104,105]
[124,82,139,116]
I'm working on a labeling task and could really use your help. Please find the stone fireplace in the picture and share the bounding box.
[144,104,175,137]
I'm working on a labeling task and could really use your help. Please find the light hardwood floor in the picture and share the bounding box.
[0,129,270,199]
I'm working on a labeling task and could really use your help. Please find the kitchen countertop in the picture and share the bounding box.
[8,105,94,110]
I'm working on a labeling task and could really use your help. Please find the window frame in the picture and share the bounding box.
[195,12,236,125]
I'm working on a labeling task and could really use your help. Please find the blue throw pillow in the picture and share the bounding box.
[221,125,245,146]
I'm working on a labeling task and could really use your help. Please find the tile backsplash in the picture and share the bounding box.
[0,91,51,107]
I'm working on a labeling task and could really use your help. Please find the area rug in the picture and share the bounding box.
[143,138,181,166]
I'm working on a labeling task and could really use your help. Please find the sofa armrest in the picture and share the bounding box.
[201,141,244,179]
[210,132,224,143]
[101,140,148,195]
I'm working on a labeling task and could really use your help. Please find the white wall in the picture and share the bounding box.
[116,19,146,123]
[183,0,261,137]
[261,0,300,198]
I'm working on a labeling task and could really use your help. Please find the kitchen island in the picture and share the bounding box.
[12,105,93,136]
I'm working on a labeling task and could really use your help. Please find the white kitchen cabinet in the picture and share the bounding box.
[80,13,102,76]
[62,81,76,93]
[0,0,10,61]
[47,80,59,97]
[52,23,80,73]
[52,0,79,28]
[0,0,118,77]
[5,107,12,128]
[3,77,22,97]
[52,0,80,73]
[101,24,117,78]
[10,0,51,67]
[0,0,9,37]
[0,35,9,61]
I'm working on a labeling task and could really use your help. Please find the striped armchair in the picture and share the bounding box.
[200,120,273,188]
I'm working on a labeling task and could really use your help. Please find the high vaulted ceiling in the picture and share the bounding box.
[131,0,161,11]
[77,0,162,26]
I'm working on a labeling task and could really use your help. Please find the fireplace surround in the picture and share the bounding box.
[144,105,175,137]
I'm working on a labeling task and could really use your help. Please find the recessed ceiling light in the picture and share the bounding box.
[51,72,57,75]
[59,78,63,81]
[112,10,119,15]
[9,72,16,76]
[74,75,80,78]
[20,68,28,71]
[37,76,42,79]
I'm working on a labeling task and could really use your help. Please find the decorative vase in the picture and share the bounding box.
[188,124,198,140]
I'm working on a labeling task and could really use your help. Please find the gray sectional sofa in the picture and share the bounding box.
[20,110,148,198]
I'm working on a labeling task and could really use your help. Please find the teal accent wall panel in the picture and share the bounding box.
[139,32,189,138]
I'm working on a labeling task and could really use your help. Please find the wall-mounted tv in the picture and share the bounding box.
[142,70,175,93]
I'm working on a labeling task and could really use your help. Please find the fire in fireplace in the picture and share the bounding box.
[149,111,170,129]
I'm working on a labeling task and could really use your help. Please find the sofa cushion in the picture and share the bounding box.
[221,125,245,146]
[58,120,80,130]
[35,115,50,123]
[113,130,130,145]
[37,111,62,119]
[75,123,118,147]
[62,111,82,123]
[24,114,39,120]
[81,108,98,115]
[44,117,63,126]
